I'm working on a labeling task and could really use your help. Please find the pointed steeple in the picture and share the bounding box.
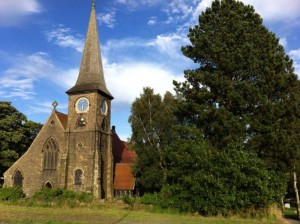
[67,2,113,99]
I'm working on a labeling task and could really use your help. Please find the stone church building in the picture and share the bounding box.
[3,3,136,200]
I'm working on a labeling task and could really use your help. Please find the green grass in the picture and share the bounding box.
[0,202,284,224]
[284,207,298,220]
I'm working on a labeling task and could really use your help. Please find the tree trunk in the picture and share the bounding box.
[293,170,300,220]
[280,196,284,217]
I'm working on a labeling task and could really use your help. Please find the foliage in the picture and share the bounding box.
[173,0,300,171]
[32,188,93,204]
[122,194,135,206]
[140,193,160,206]
[129,87,178,192]
[0,102,42,177]
[160,127,287,215]
[129,0,298,216]
[0,187,25,201]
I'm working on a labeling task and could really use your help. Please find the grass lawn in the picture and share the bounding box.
[0,202,284,224]
[284,207,298,221]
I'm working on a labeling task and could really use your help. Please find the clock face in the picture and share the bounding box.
[76,97,89,112]
[100,99,107,115]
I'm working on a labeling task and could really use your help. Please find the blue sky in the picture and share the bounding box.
[1,0,300,140]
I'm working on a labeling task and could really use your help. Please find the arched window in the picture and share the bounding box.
[101,118,107,130]
[74,169,83,185]
[13,170,23,188]
[44,181,53,189]
[43,137,58,170]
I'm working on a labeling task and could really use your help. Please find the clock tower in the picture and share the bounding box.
[64,2,114,199]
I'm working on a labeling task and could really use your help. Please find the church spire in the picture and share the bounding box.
[67,2,113,99]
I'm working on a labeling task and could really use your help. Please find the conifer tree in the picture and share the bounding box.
[175,0,300,161]
[174,0,300,217]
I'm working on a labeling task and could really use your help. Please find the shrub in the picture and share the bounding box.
[33,188,63,201]
[0,187,25,201]
[140,193,160,206]
[122,194,134,206]
[32,188,94,207]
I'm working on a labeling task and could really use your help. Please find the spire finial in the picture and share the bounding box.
[92,0,96,8]
[52,101,58,114]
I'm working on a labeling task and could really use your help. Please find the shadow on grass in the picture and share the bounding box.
[112,211,131,224]
[284,208,299,221]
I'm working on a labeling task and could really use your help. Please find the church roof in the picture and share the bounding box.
[66,3,113,99]
[56,112,68,129]
[112,133,136,163]
[114,163,135,190]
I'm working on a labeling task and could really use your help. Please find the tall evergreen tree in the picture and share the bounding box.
[174,0,300,161]
[174,0,300,216]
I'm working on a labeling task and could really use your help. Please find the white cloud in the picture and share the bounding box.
[191,0,300,23]
[0,52,54,92]
[242,0,300,22]
[164,0,197,25]
[0,52,52,100]
[56,68,78,89]
[279,38,287,48]
[97,11,116,28]
[148,34,189,59]
[45,25,84,52]
[0,89,36,100]
[0,0,42,26]
[115,0,161,9]
[289,49,300,61]
[289,49,300,77]
[148,17,157,26]
[105,61,184,104]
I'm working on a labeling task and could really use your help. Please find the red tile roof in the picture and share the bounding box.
[114,163,135,190]
[112,133,136,163]
[56,112,68,129]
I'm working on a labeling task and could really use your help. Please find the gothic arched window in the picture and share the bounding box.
[13,170,23,188]
[74,169,83,185]
[44,181,53,189]
[101,118,107,130]
[43,137,58,170]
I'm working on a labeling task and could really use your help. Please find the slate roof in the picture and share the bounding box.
[66,3,113,99]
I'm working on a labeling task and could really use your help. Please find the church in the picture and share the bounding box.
[3,2,136,200]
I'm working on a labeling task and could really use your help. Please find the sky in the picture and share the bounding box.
[0,0,300,141]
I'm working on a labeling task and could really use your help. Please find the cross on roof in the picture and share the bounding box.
[52,101,58,110]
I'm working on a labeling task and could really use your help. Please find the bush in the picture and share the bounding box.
[161,140,288,216]
[140,193,160,206]
[0,187,25,201]
[31,188,94,207]
[33,188,63,201]
[122,194,135,206]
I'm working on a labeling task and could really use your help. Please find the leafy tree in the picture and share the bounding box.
[129,88,177,192]
[160,128,287,215]
[174,0,300,217]
[0,102,42,177]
